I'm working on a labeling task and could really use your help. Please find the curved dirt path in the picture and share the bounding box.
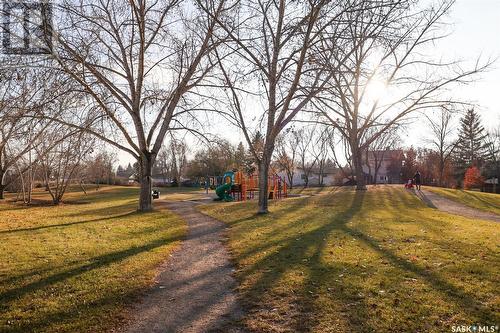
[415,189,500,222]
[119,199,244,333]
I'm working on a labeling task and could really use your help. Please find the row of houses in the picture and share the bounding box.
[278,149,405,187]
[116,168,174,186]
[117,149,406,188]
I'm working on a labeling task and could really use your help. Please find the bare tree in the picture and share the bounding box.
[169,137,188,187]
[425,107,458,187]
[328,132,355,184]
[156,148,172,185]
[38,129,94,204]
[484,129,500,191]
[205,0,353,213]
[85,150,116,189]
[296,127,318,187]
[275,130,300,188]
[28,0,229,211]
[314,0,489,190]
[12,159,36,204]
[0,64,69,200]
[311,127,334,186]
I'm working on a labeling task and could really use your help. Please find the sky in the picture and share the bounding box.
[407,0,500,138]
[116,0,500,167]
[452,0,500,120]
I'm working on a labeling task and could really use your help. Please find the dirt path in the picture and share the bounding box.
[119,199,244,333]
[415,189,500,222]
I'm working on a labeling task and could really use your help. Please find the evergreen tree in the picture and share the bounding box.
[234,142,246,171]
[243,149,256,175]
[125,163,134,176]
[251,131,265,158]
[454,109,490,183]
[243,132,265,175]
[483,130,500,180]
[116,165,125,177]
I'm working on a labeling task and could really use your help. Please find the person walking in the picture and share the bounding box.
[414,171,422,190]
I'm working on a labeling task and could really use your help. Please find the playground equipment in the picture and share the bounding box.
[214,171,235,202]
[213,170,287,202]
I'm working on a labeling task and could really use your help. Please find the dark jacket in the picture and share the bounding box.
[414,172,421,183]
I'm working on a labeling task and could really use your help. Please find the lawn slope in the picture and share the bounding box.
[425,187,500,215]
[201,186,499,333]
[0,187,186,333]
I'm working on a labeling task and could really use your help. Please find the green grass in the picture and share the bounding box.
[0,187,186,333]
[155,186,203,193]
[289,186,339,195]
[158,187,209,201]
[200,186,500,332]
[425,187,500,215]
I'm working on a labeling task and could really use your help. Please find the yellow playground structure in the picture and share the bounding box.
[213,170,288,202]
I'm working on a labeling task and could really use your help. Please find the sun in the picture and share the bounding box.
[364,79,388,103]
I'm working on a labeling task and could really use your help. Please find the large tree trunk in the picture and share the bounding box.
[318,162,325,186]
[438,158,445,187]
[352,145,367,190]
[286,171,294,189]
[258,152,271,214]
[138,153,154,212]
[373,158,381,185]
[0,170,5,200]
[53,196,61,205]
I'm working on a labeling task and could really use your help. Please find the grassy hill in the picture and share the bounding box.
[0,187,186,333]
[425,187,500,215]
[200,186,500,332]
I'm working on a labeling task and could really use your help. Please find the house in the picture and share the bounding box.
[276,149,405,187]
[482,177,499,194]
[278,165,341,187]
[127,173,190,187]
[127,174,174,186]
[362,149,404,184]
[128,174,137,185]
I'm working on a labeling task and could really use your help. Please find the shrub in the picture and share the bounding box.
[463,166,483,189]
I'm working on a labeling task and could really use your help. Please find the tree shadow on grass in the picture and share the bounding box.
[216,196,341,267]
[287,191,373,332]
[63,201,138,218]
[338,224,497,320]
[0,203,46,213]
[0,233,184,307]
[0,211,137,235]
[461,190,500,210]
[234,189,498,332]
[411,188,437,208]
[230,191,368,331]
[3,262,240,333]
[2,290,139,333]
